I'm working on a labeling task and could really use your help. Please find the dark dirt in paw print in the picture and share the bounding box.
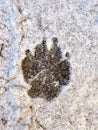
[21,37,71,101]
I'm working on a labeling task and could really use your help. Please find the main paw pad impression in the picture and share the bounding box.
[21,37,71,101]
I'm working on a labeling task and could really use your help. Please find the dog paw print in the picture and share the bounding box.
[21,37,71,101]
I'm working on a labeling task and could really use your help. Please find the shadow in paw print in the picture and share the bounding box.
[21,37,71,101]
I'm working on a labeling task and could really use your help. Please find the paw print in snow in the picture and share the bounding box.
[21,38,71,101]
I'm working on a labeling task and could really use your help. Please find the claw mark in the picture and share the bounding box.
[0,44,5,58]
[35,119,46,130]
[21,37,71,101]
